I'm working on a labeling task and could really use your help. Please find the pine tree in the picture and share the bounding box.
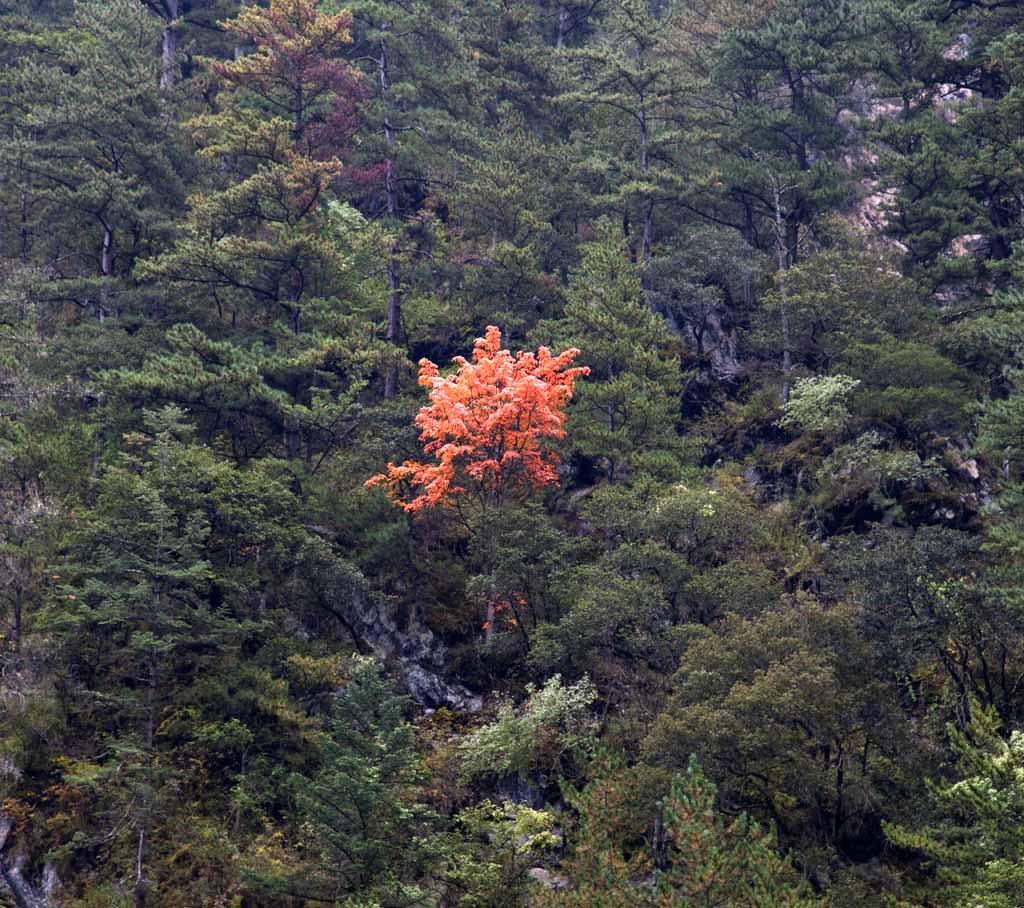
[870,0,1024,289]
[254,656,441,906]
[687,0,864,261]
[536,221,683,481]
[0,0,188,321]
[141,0,364,334]
[134,0,391,464]
[655,758,820,908]
[885,705,1024,908]
[557,0,693,299]
[49,406,320,904]
[138,0,241,89]
[447,114,574,339]
[344,0,470,395]
[51,408,233,906]
[542,752,820,908]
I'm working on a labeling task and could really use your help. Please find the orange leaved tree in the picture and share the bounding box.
[367,326,587,639]
[367,326,588,512]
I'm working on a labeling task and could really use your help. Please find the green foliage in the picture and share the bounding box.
[448,800,559,908]
[459,675,597,781]
[542,751,820,908]
[885,705,1024,908]
[646,596,910,868]
[536,221,685,480]
[760,241,930,374]
[779,375,861,435]
[3,0,1024,904]
[253,655,442,907]
[870,0,1024,287]
[0,0,188,318]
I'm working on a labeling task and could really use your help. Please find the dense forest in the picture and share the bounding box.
[6,0,1024,904]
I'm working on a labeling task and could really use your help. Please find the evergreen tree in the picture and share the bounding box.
[344,0,470,395]
[141,0,364,334]
[886,705,1024,908]
[536,222,684,481]
[543,753,819,908]
[870,0,1024,289]
[655,759,820,908]
[0,0,189,322]
[135,0,391,464]
[448,115,573,339]
[51,408,237,905]
[686,0,864,262]
[139,0,241,89]
[557,0,692,297]
[255,656,441,907]
[48,406,320,904]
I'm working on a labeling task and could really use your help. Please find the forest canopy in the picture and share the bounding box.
[3,0,1024,905]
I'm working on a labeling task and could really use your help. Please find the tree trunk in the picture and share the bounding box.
[98,217,113,323]
[639,107,654,310]
[159,0,179,89]
[134,672,156,908]
[384,243,401,398]
[11,590,20,654]
[484,596,496,645]
[19,188,29,264]
[768,171,793,404]
[101,223,113,279]
[381,37,402,397]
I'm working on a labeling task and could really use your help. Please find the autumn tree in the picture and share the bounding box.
[142,0,364,333]
[367,326,587,513]
[368,326,586,638]
[134,0,390,465]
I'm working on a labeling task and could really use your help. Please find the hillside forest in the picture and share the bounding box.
[7,0,1024,905]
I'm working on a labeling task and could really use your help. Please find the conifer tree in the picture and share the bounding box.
[885,705,1024,908]
[139,0,241,89]
[135,0,390,464]
[51,408,236,906]
[344,0,470,395]
[142,0,364,334]
[870,0,1024,289]
[558,0,692,298]
[687,0,863,261]
[448,115,573,338]
[536,222,683,481]
[49,406,321,904]
[254,656,441,906]
[655,759,820,908]
[543,754,819,908]
[0,0,188,321]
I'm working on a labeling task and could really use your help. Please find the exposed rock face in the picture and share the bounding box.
[683,309,745,382]
[304,549,481,711]
[528,867,569,889]
[0,815,53,908]
[840,44,979,262]
[661,304,745,383]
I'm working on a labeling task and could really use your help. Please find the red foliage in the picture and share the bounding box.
[367,327,588,513]
[210,0,367,161]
